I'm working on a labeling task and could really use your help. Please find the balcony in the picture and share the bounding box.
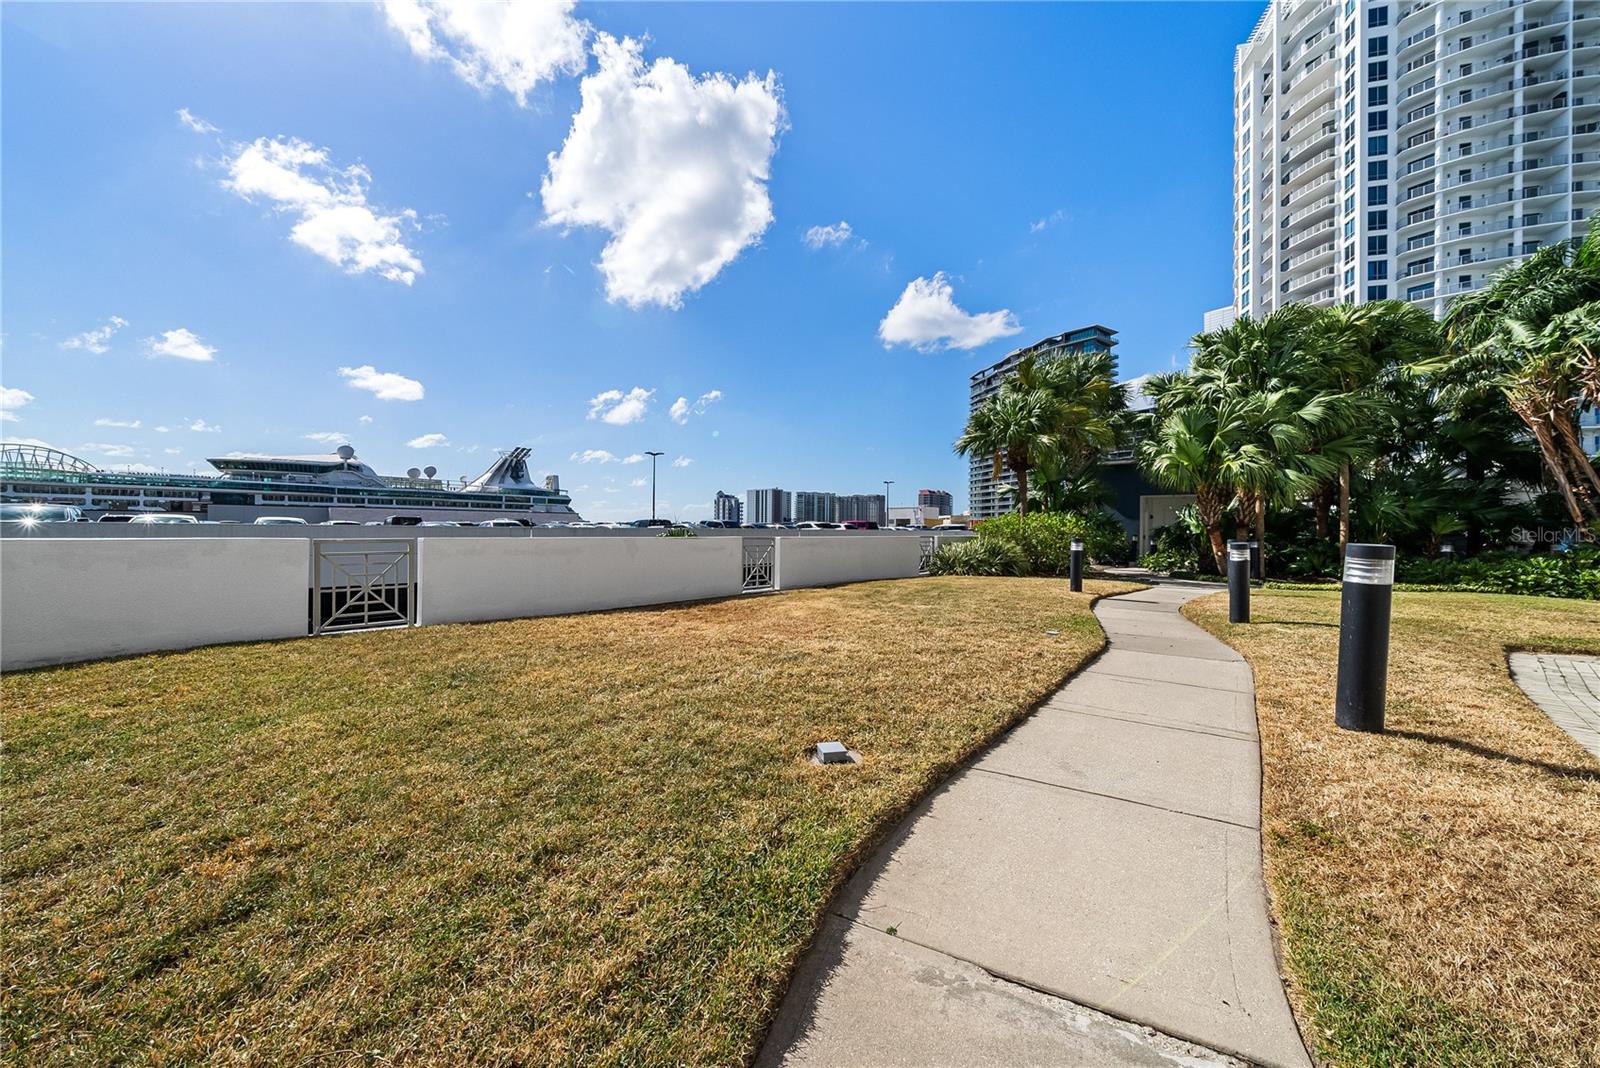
[1283,174,1335,210]
[1285,102,1336,142]
[1284,242,1335,272]
[1284,220,1337,254]
[1285,193,1336,228]
[1282,148,1335,188]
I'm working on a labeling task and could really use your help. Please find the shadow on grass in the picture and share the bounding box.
[1255,618,1340,629]
[1390,729,1600,782]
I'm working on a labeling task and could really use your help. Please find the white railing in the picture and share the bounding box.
[1286,193,1336,226]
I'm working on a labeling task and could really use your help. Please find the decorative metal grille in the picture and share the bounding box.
[310,540,416,635]
[918,536,936,575]
[742,538,775,592]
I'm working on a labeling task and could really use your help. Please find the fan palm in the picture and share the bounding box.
[955,389,1058,516]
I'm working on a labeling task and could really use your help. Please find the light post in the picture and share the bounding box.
[646,451,664,522]
[1335,543,1396,732]
[882,480,894,527]
[1227,540,1251,623]
[1069,538,1084,593]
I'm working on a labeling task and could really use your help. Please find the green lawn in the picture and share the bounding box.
[1187,589,1600,1068]
[2,576,1139,1065]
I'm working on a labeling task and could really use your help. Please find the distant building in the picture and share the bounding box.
[838,493,886,525]
[1202,306,1237,333]
[713,490,743,524]
[968,326,1118,519]
[746,487,791,525]
[1582,407,1600,457]
[792,490,839,523]
[917,489,954,516]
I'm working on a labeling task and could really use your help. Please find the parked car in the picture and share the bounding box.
[696,519,736,529]
[320,520,362,526]
[629,518,673,528]
[95,512,138,523]
[479,518,527,528]
[0,503,83,525]
[382,515,423,526]
[795,521,831,530]
[253,516,308,526]
[842,520,880,530]
[129,513,199,524]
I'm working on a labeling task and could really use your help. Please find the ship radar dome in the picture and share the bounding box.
[336,444,356,461]
[423,466,437,478]
[407,467,422,479]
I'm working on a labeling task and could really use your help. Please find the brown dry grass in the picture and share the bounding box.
[2,576,1140,1066]
[1186,589,1600,1068]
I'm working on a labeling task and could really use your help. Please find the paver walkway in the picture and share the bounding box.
[1509,652,1600,762]
[760,583,1310,1068]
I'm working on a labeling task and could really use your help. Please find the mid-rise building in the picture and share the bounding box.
[791,490,840,523]
[713,490,743,524]
[1232,0,1597,321]
[917,488,954,515]
[1203,305,1240,333]
[838,493,887,524]
[746,487,791,525]
[967,325,1118,519]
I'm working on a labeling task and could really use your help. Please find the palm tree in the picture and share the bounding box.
[955,390,1057,516]
[1008,350,1126,508]
[1436,218,1600,532]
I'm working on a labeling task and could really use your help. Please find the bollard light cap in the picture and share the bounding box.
[1343,542,1395,585]
[1227,540,1250,562]
[1070,539,1084,552]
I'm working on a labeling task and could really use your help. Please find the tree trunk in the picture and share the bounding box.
[1234,491,1250,541]
[1513,397,1590,531]
[1550,401,1600,508]
[1314,484,1330,540]
[1196,486,1227,575]
[1338,462,1352,550]
[1255,495,1268,580]
[1016,465,1029,517]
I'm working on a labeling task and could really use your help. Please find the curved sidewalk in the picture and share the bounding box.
[760,584,1310,1068]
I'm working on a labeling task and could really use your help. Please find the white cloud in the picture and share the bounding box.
[146,328,217,362]
[189,419,221,433]
[224,136,423,285]
[621,453,645,464]
[60,316,128,355]
[304,431,349,445]
[541,34,784,309]
[803,221,853,249]
[669,389,723,424]
[154,425,171,433]
[569,449,618,464]
[77,442,137,458]
[94,417,141,428]
[878,273,1022,352]
[671,455,692,468]
[380,0,589,105]
[587,386,653,426]
[176,107,219,135]
[630,477,647,487]
[1,386,34,421]
[358,414,374,425]
[164,447,183,455]
[1029,209,1065,233]
[407,432,449,448]
[339,364,424,402]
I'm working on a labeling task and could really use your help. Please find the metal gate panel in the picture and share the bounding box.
[742,538,775,592]
[918,535,936,575]
[310,539,417,634]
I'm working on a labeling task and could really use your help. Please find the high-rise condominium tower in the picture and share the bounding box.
[1233,0,1597,320]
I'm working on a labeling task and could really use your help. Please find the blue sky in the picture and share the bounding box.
[1,1,1260,520]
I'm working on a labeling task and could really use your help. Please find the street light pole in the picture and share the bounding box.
[882,480,894,527]
[646,451,665,522]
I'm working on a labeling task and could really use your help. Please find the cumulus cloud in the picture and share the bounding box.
[304,431,349,445]
[189,419,221,433]
[621,453,645,464]
[77,442,137,458]
[60,316,128,354]
[339,364,425,401]
[381,0,589,105]
[878,273,1022,352]
[803,221,853,249]
[1,386,34,421]
[671,455,692,468]
[1029,209,1065,233]
[224,136,423,285]
[569,449,618,464]
[669,389,723,424]
[630,477,647,487]
[541,34,784,309]
[146,328,217,362]
[587,386,652,425]
[95,417,141,428]
[358,414,374,425]
[406,432,449,448]
[177,107,219,134]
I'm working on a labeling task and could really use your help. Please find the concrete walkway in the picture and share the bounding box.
[1509,652,1600,763]
[760,584,1310,1068]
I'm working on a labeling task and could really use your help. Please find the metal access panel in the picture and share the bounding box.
[918,535,936,575]
[310,539,417,635]
[742,538,775,592]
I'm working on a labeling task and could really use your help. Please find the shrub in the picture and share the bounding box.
[927,538,1029,577]
[1395,548,1600,600]
[974,510,1127,575]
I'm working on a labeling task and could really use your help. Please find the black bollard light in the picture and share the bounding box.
[1248,539,1261,583]
[1335,543,1396,733]
[1069,538,1084,592]
[1227,540,1251,623]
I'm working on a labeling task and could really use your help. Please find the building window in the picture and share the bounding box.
[1368,86,1388,107]
[1368,110,1388,130]
[1368,60,1389,81]
[1345,194,1357,213]
[1368,261,1388,280]
[1367,209,1388,229]
[1346,219,1357,238]
[1345,268,1357,286]
[1368,6,1388,27]
[1368,135,1389,155]
[1368,236,1388,256]
[1368,161,1388,181]
[1367,284,1389,300]
[1368,36,1388,56]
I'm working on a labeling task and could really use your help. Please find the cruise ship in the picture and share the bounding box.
[0,442,582,523]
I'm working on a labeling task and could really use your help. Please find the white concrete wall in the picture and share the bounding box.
[0,537,308,671]
[416,536,744,625]
[776,535,926,590]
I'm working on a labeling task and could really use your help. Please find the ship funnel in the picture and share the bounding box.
[423,466,437,479]
[407,467,422,479]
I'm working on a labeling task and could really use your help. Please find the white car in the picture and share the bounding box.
[253,516,308,526]
[129,513,199,525]
[478,518,526,528]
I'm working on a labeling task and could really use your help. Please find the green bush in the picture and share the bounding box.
[927,538,1028,577]
[1395,548,1600,600]
[974,510,1127,575]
